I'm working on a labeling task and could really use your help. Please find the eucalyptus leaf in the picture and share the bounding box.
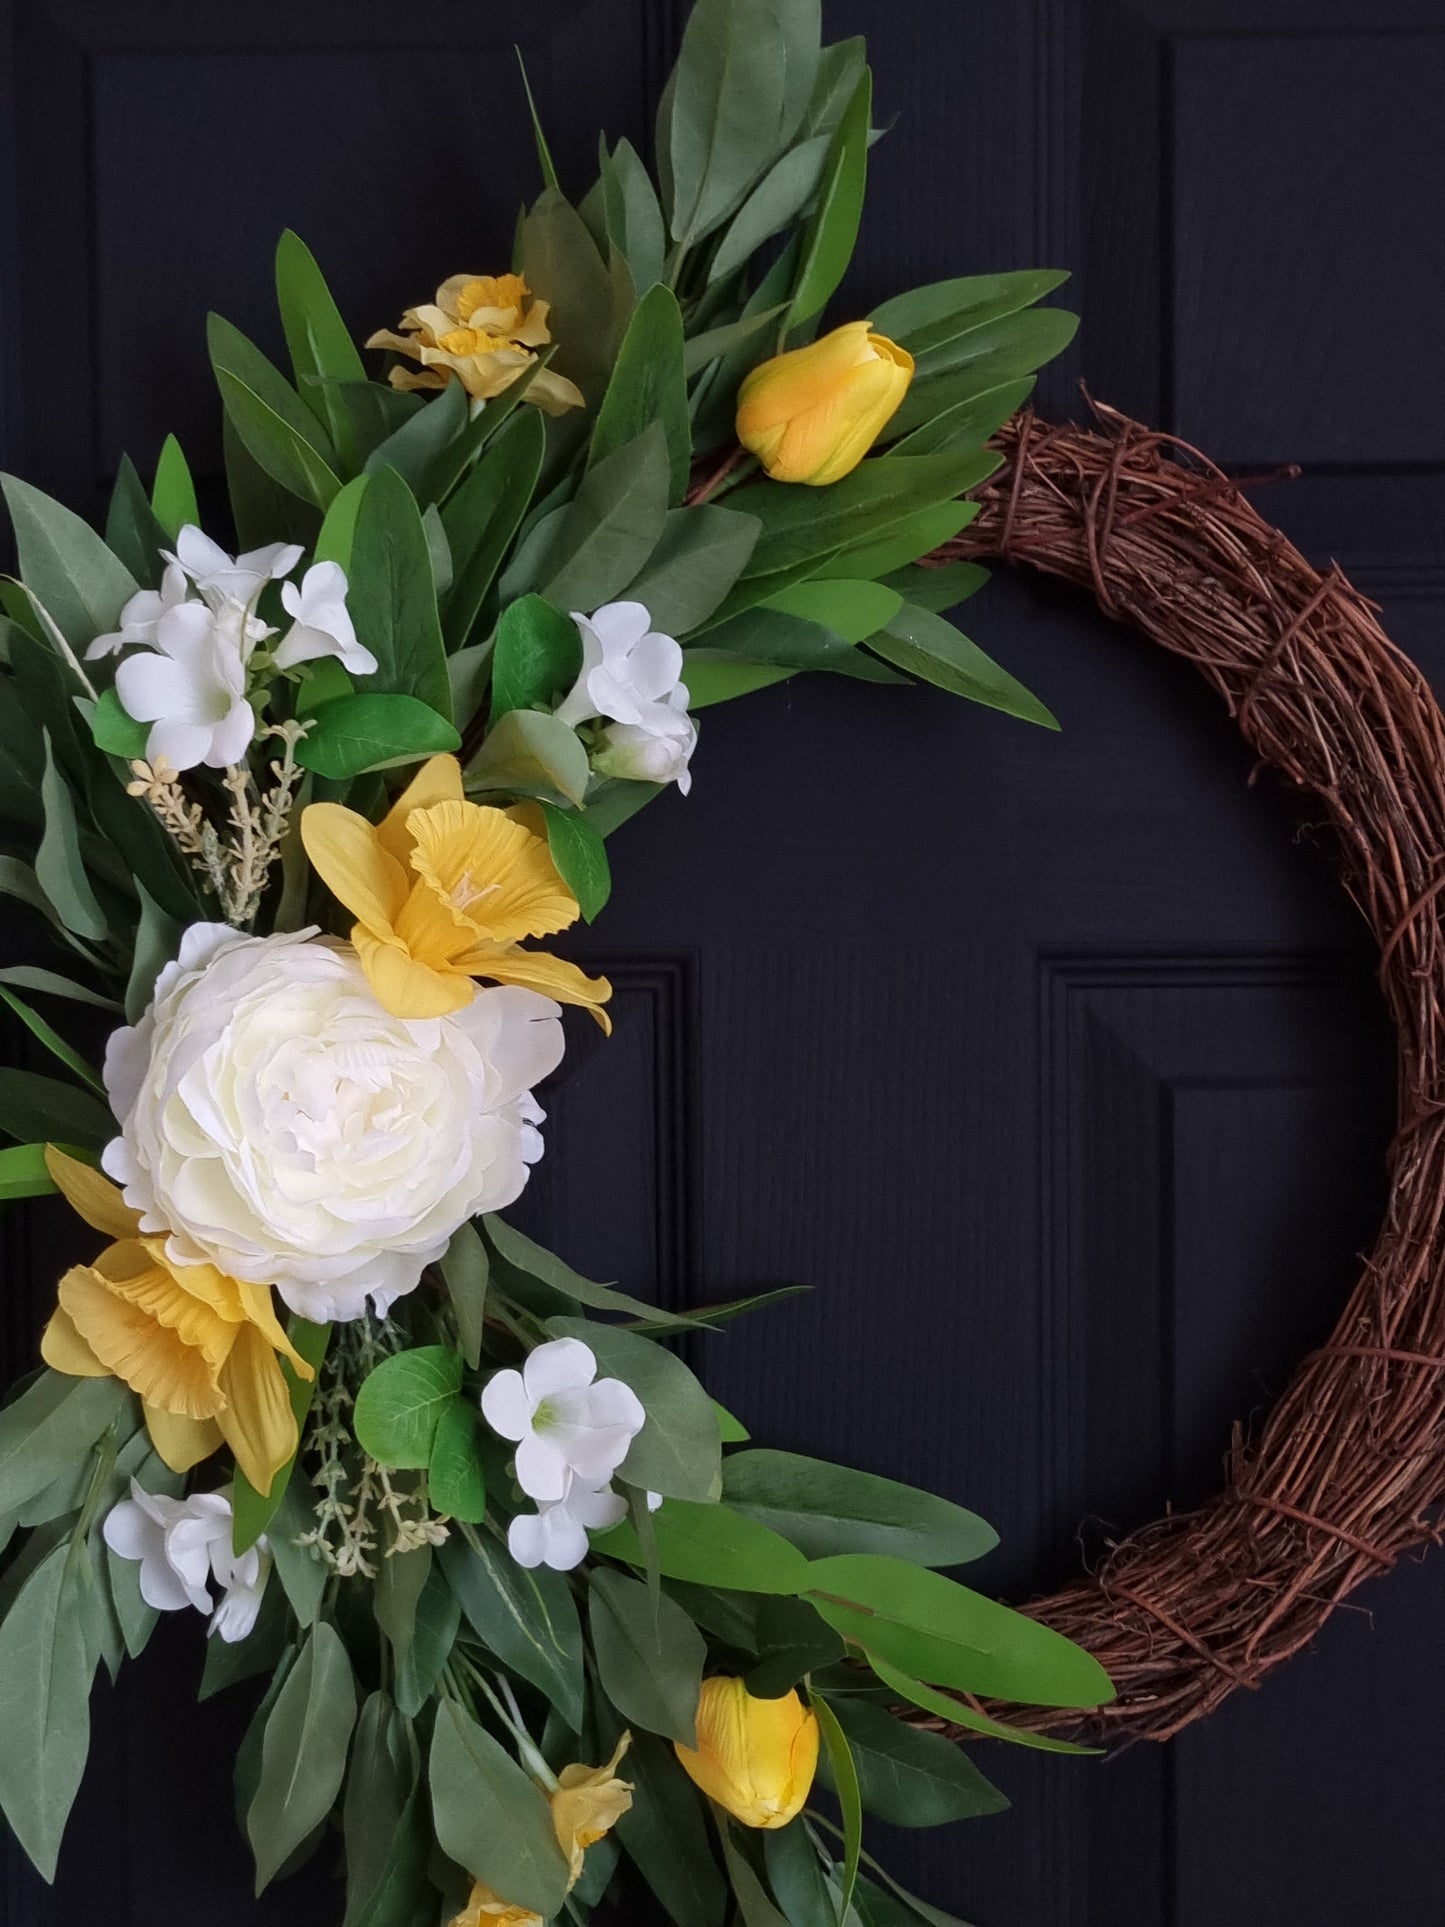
[441,406,547,653]
[150,433,201,540]
[789,67,871,327]
[276,229,367,458]
[710,134,831,284]
[609,1725,727,1927]
[765,1820,838,1927]
[393,1560,461,1719]
[700,608,904,683]
[126,878,182,1025]
[0,1069,113,1150]
[346,465,451,717]
[595,1498,810,1595]
[722,1451,996,1566]
[813,1694,863,1919]
[591,285,691,504]
[429,1699,571,1917]
[521,188,615,397]
[885,378,1036,457]
[682,655,797,709]
[268,1469,329,1629]
[888,310,1079,440]
[210,311,342,510]
[0,473,138,650]
[466,708,591,809]
[878,562,989,617]
[601,137,667,294]
[867,605,1058,728]
[622,505,760,636]
[828,505,976,580]
[0,1142,59,1200]
[760,579,902,644]
[35,734,106,942]
[0,1543,94,1880]
[440,1220,489,1369]
[817,1695,1008,1827]
[669,0,788,248]
[865,1654,1096,1757]
[0,986,102,1092]
[537,423,670,611]
[246,1621,358,1891]
[589,1567,706,1745]
[343,1691,419,1927]
[440,1530,585,1732]
[373,1546,433,1675]
[105,455,169,585]
[869,269,1071,361]
[362,376,469,497]
[744,1594,846,1699]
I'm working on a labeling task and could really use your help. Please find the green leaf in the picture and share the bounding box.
[536,423,671,611]
[683,304,788,380]
[888,310,1079,441]
[467,708,591,808]
[314,472,370,574]
[765,1820,838,1927]
[105,456,169,585]
[428,1401,487,1523]
[713,1399,750,1444]
[710,134,831,284]
[622,506,760,636]
[869,269,1071,361]
[521,188,616,398]
[798,37,866,142]
[344,465,451,715]
[373,1545,433,1675]
[699,608,904,684]
[721,1452,997,1567]
[209,311,341,504]
[0,1544,93,1880]
[393,1560,461,1718]
[804,1554,1115,1709]
[538,801,610,921]
[591,285,691,504]
[268,1468,329,1629]
[35,731,107,941]
[150,434,200,540]
[595,1498,810,1595]
[849,1871,977,1927]
[0,967,116,1013]
[828,505,976,580]
[246,1621,358,1891]
[198,1579,287,1698]
[0,1142,58,1200]
[231,1317,330,1552]
[515,48,560,190]
[610,1726,728,1927]
[760,579,901,644]
[354,1346,463,1469]
[886,378,1035,459]
[126,878,182,1025]
[867,605,1058,728]
[865,1654,1096,1757]
[589,1567,706,1745]
[812,1694,862,1921]
[440,1529,585,1732]
[0,1068,113,1149]
[490,594,582,721]
[294,692,460,780]
[817,1696,1007,1827]
[362,376,468,497]
[745,1595,846,1699]
[223,413,322,554]
[0,988,102,1092]
[732,451,999,580]
[88,686,149,760]
[668,0,788,247]
[343,1691,419,1926]
[545,1317,722,1501]
[429,1699,571,1917]
[718,1820,793,1927]
[275,230,367,445]
[879,562,989,616]
[789,66,871,327]
[0,474,138,651]
[601,137,667,295]
[682,655,797,710]
[441,407,547,653]
[440,1220,489,1370]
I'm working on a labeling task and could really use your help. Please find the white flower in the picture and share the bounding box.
[508,1473,629,1571]
[272,560,376,676]
[481,1336,645,1502]
[102,924,565,1323]
[114,600,258,771]
[592,708,698,794]
[167,526,303,611]
[101,1481,270,1642]
[87,562,190,660]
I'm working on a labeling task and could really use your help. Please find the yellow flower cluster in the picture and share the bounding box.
[367,273,583,416]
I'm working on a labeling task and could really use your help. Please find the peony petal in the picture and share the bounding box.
[144,1403,223,1474]
[44,1146,139,1240]
[479,1367,532,1442]
[523,1337,598,1400]
[215,1323,299,1497]
[300,803,410,935]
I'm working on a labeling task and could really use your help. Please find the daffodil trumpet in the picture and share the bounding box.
[39,1146,313,1495]
[301,754,612,1028]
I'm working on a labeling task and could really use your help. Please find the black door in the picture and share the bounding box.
[3,3,1443,1923]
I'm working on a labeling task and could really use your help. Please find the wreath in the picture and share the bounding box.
[0,1,1418,1922]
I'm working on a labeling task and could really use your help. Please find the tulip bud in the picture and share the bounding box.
[735,322,914,486]
[673,1677,820,1829]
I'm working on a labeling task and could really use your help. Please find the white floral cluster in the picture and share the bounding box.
[89,526,374,772]
[557,600,698,794]
[104,1481,269,1643]
[481,1337,652,1571]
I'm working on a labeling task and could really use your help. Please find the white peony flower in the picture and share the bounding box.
[101,1481,270,1642]
[167,526,303,611]
[273,560,376,676]
[481,1335,645,1503]
[508,1472,629,1572]
[102,924,565,1323]
[553,600,697,796]
[87,561,190,660]
[114,600,258,771]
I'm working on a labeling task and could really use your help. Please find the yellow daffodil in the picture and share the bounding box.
[301,755,611,1028]
[736,321,914,485]
[447,1737,633,1927]
[673,1678,819,1828]
[366,273,584,416]
[38,1147,312,1495]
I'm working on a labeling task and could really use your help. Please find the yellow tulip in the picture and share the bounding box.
[301,755,611,1028]
[736,321,914,485]
[366,272,584,417]
[447,1737,633,1927]
[39,1147,312,1495]
[673,1678,820,1829]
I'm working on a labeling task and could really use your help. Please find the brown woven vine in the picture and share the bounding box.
[908,401,1445,1745]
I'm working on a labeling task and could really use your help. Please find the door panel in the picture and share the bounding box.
[1,2,1441,1922]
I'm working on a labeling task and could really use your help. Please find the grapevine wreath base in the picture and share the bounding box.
[916,402,1445,1745]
